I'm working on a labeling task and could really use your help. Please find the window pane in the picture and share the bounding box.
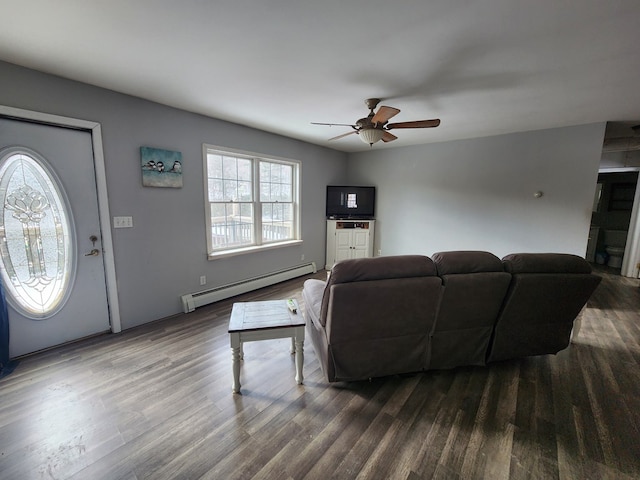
[282,203,293,221]
[208,178,223,201]
[271,183,282,202]
[209,202,254,250]
[223,179,237,201]
[237,180,252,202]
[260,182,270,202]
[226,203,253,247]
[261,202,293,242]
[262,203,272,219]
[271,163,282,183]
[209,203,226,249]
[260,162,270,183]
[238,158,252,181]
[207,154,223,178]
[210,203,225,217]
[222,156,238,180]
[280,185,292,202]
[281,164,292,184]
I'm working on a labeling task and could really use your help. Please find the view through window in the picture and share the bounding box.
[204,146,300,256]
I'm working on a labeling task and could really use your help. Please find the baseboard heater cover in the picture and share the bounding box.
[180,262,317,313]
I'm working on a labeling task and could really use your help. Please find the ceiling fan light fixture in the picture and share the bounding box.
[359,128,384,146]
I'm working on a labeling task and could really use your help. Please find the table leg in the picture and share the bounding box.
[290,337,295,354]
[294,335,304,385]
[232,346,242,393]
[230,333,242,394]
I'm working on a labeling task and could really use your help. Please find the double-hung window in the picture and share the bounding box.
[204,145,300,258]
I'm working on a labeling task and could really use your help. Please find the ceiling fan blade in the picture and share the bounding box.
[386,119,441,129]
[311,122,356,127]
[372,106,400,125]
[328,131,357,141]
[381,131,398,143]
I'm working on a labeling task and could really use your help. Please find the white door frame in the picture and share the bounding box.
[599,166,640,278]
[0,105,121,332]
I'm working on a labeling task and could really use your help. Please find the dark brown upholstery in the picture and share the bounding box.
[486,253,602,363]
[430,251,512,369]
[303,255,442,382]
[303,252,601,383]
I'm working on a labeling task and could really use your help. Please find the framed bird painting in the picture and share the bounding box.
[140,146,183,188]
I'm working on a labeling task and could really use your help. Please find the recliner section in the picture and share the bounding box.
[429,251,512,369]
[303,255,442,382]
[486,253,603,363]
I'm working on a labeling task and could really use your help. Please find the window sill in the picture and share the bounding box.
[208,239,303,261]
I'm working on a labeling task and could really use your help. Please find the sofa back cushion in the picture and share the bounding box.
[328,254,437,283]
[487,253,601,362]
[319,255,437,327]
[433,250,505,275]
[502,252,593,274]
[430,251,512,368]
[322,255,442,380]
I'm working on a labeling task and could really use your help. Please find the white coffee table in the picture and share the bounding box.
[228,299,305,394]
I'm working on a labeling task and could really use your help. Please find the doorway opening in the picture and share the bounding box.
[590,170,639,276]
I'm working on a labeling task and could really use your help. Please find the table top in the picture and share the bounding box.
[228,300,305,333]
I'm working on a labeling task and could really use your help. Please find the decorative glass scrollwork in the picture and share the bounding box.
[0,148,75,319]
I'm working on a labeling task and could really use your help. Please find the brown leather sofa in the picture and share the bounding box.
[302,251,601,382]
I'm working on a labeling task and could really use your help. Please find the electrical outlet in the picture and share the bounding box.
[377,249,382,256]
[301,254,305,261]
[200,275,206,286]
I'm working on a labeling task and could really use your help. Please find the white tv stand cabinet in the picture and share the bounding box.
[326,219,375,270]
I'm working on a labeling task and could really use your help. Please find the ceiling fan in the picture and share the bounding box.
[312,98,440,146]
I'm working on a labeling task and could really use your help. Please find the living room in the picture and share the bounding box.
[0,2,638,344]
[0,1,640,479]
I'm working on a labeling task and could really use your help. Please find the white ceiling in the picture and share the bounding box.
[1,0,639,152]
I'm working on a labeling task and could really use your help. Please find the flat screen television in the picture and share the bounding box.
[326,185,376,219]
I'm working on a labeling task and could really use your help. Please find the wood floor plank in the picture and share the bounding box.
[1,265,640,479]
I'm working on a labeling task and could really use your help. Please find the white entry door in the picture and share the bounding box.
[0,117,111,357]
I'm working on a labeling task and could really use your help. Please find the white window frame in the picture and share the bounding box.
[203,144,302,259]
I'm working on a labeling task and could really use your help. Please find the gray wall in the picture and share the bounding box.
[346,124,605,259]
[0,61,347,329]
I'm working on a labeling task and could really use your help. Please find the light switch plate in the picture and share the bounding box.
[113,216,133,228]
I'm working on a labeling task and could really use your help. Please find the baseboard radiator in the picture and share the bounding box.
[180,262,317,313]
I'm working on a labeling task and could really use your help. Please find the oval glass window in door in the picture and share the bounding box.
[0,147,76,319]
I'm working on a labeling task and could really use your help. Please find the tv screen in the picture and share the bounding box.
[326,185,375,219]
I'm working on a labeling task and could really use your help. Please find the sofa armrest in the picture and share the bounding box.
[302,278,326,327]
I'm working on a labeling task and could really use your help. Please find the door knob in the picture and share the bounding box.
[85,249,100,257]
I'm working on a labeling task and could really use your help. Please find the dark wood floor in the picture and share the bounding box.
[1,265,639,479]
